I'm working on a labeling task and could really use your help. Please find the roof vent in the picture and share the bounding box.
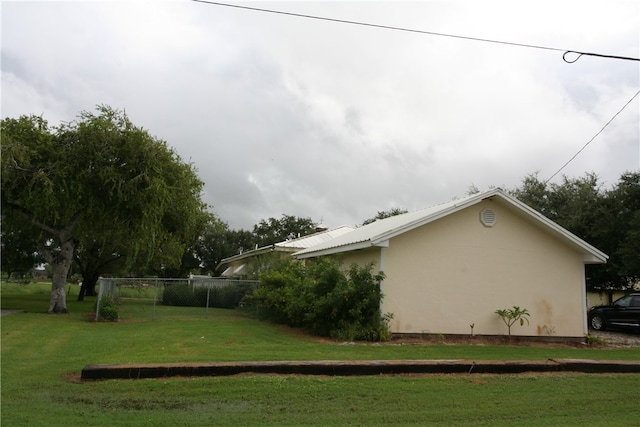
[480,208,497,227]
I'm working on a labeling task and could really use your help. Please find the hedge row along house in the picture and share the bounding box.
[220,189,608,339]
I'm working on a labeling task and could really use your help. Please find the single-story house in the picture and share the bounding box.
[217,225,355,278]
[294,189,608,339]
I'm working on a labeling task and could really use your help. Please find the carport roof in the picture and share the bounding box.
[217,225,355,268]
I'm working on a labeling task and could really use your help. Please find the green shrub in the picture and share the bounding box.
[246,257,391,341]
[586,334,605,345]
[97,295,119,322]
[495,306,530,338]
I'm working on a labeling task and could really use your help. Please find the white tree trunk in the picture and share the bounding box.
[48,285,67,313]
[47,238,74,313]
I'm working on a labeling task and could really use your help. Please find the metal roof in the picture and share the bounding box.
[293,189,608,264]
[275,225,355,249]
[217,225,355,267]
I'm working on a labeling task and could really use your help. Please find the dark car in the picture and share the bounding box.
[588,293,640,332]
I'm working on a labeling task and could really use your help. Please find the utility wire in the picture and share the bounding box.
[544,90,640,184]
[192,0,640,180]
[191,0,640,63]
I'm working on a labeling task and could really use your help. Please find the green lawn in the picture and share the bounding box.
[2,284,640,426]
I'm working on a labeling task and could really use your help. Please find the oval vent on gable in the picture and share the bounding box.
[480,208,497,227]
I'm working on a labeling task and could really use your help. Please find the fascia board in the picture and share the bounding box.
[293,241,374,259]
[300,191,496,255]
[296,188,607,264]
[218,250,260,265]
[217,246,289,269]
[369,188,607,264]
[375,240,389,248]
[370,208,458,245]
[583,254,607,264]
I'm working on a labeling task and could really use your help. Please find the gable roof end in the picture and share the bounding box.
[293,189,608,264]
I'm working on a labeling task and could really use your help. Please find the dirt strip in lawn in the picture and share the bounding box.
[81,358,640,381]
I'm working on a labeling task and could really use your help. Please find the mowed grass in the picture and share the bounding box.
[2,283,640,426]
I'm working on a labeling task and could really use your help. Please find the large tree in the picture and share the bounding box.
[195,217,254,275]
[593,172,640,289]
[73,238,126,299]
[0,215,44,280]
[74,178,210,296]
[1,106,207,312]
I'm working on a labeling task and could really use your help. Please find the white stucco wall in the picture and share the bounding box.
[342,200,588,338]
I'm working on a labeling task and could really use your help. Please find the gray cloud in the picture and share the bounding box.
[2,1,638,230]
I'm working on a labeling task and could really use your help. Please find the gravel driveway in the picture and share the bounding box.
[590,330,640,347]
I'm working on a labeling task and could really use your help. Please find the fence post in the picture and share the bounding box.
[95,278,103,322]
[205,284,211,319]
[152,278,158,321]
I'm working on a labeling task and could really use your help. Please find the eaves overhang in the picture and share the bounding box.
[294,240,374,259]
[216,246,294,270]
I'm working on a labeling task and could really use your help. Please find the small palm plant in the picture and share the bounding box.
[495,306,530,339]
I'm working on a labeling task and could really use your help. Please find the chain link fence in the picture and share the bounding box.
[96,277,259,321]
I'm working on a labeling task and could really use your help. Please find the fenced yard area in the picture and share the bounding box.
[96,277,259,321]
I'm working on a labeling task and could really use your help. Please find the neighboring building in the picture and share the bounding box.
[217,225,355,278]
[587,291,627,309]
[294,189,608,339]
[33,268,49,280]
[587,281,640,309]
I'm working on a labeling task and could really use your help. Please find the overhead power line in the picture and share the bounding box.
[191,0,640,63]
[544,90,640,184]
[192,0,640,181]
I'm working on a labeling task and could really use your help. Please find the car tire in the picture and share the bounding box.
[590,314,606,331]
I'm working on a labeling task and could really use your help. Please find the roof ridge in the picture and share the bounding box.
[294,188,606,263]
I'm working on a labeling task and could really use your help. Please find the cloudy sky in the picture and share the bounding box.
[2,1,639,230]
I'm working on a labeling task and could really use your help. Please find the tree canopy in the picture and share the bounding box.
[252,214,316,247]
[194,216,255,275]
[0,216,44,280]
[1,106,208,311]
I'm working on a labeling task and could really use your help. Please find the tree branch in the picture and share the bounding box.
[3,200,83,240]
